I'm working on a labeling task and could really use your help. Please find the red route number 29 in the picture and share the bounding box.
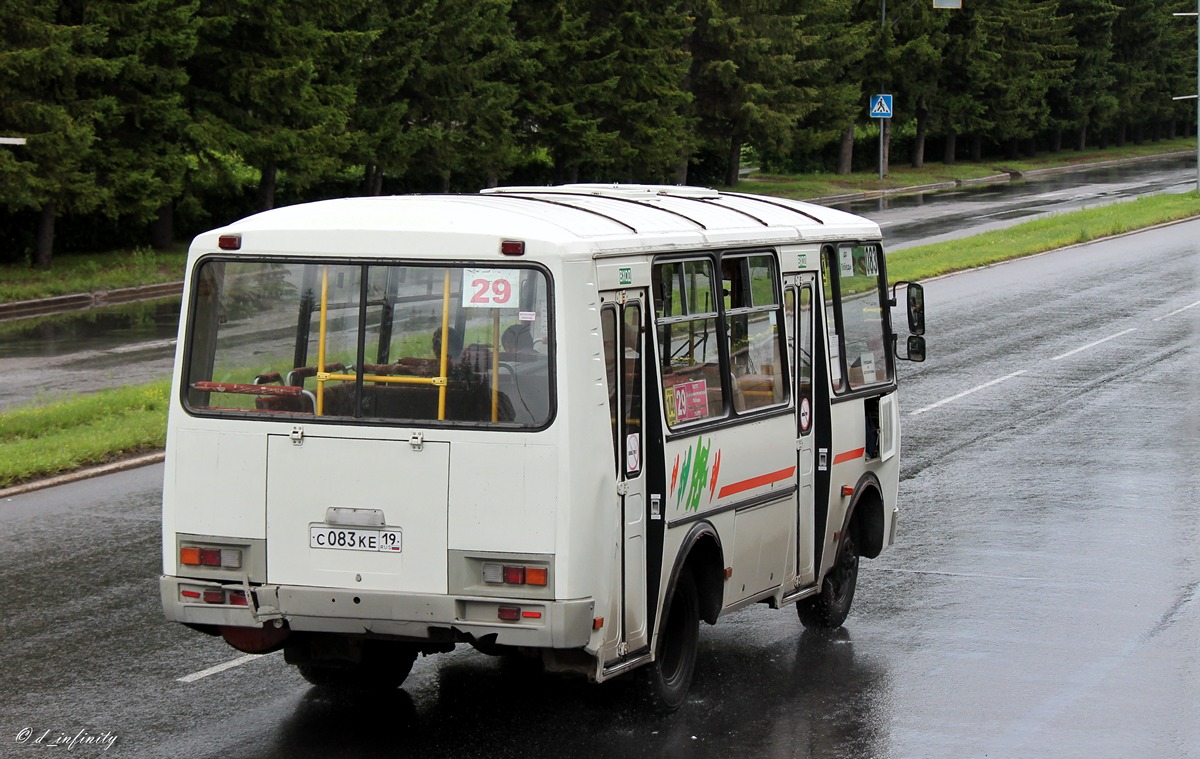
[462,269,520,308]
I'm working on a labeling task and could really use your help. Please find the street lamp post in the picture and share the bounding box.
[1176,5,1200,194]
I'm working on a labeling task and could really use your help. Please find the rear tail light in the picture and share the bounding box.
[497,606,521,621]
[180,545,243,569]
[482,562,548,587]
[229,591,249,606]
[203,589,225,604]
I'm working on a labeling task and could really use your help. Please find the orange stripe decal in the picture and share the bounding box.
[832,448,865,466]
[718,466,796,499]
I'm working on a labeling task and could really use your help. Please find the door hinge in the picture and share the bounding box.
[409,431,425,452]
[616,481,628,496]
[289,425,304,446]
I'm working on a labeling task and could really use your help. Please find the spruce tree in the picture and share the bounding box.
[0,0,116,268]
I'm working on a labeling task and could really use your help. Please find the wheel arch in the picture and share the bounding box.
[666,521,725,626]
[845,472,886,560]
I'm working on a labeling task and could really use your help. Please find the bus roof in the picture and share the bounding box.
[199,184,881,257]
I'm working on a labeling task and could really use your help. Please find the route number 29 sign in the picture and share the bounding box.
[462,269,521,308]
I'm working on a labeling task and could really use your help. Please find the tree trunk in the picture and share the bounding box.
[440,170,451,193]
[257,161,277,211]
[674,157,689,185]
[943,132,957,164]
[1004,137,1019,161]
[911,109,928,168]
[372,170,384,196]
[837,126,854,175]
[363,162,377,195]
[1050,129,1062,153]
[35,201,56,270]
[150,203,174,250]
[725,136,741,187]
[1076,123,1088,151]
[1116,124,1127,147]
[970,134,982,162]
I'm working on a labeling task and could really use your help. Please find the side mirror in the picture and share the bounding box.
[890,280,926,336]
[906,283,925,336]
[892,334,926,362]
[906,335,926,362]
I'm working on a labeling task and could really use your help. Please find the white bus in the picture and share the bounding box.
[160,184,925,710]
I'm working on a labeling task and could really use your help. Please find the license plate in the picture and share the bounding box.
[309,526,403,553]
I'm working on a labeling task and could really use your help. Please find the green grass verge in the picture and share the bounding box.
[739,137,1197,199]
[0,381,170,488]
[0,247,188,303]
[886,191,1200,282]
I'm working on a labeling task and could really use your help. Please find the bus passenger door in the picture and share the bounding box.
[601,295,649,656]
[786,276,817,586]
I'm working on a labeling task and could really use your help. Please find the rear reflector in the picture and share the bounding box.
[497,606,521,621]
[203,589,225,604]
[218,234,241,250]
[181,589,201,600]
[229,591,249,607]
[521,610,542,619]
[500,240,525,256]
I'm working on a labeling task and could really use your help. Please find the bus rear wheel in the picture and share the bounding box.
[797,529,859,629]
[294,641,418,692]
[641,568,699,712]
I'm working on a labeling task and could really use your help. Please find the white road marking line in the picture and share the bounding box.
[177,653,270,683]
[871,567,1043,582]
[1050,327,1138,361]
[1152,299,1200,322]
[908,370,1027,416]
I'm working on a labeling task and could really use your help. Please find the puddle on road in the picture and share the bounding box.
[0,297,181,359]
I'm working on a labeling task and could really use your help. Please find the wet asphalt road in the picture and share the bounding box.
[1,220,1197,757]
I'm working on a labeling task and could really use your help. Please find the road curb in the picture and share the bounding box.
[0,281,183,321]
[0,452,166,500]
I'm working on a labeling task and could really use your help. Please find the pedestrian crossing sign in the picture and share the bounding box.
[870,94,893,119]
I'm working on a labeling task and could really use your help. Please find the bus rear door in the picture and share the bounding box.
[601,292,648,657]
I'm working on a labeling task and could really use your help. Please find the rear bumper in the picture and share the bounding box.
[160,576,595,649]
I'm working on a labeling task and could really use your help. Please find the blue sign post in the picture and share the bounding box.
[870,94,893,179]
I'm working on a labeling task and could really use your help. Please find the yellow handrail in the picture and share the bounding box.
[316,266,329,416]
[491,310,500,422]
[437,270,451,420]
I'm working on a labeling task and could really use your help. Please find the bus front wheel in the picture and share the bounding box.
[642,568,699,712]
[797,529,859,629]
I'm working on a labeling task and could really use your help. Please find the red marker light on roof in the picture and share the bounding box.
[218,234,241,250]
[500,240,525,256]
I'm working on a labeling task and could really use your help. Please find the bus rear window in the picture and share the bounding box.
[183,260,552,428]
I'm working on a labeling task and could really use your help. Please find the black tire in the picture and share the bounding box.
[296,643,418,692]
[797,527,859,629]
[642,568,700,713]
